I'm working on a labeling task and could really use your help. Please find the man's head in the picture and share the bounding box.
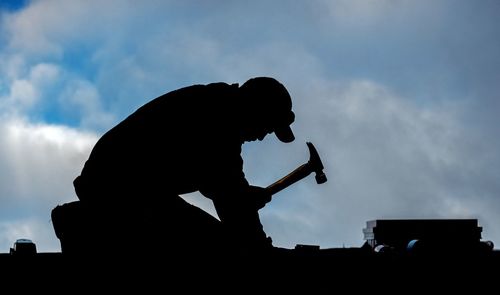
[239,77,295,143]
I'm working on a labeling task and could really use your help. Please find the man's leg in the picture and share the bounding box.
[140,196,229,258]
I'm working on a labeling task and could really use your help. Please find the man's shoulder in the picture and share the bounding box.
[207,82,239,88]
[202,82,239,94]
[134,82,239,118]
[161,82,238,97]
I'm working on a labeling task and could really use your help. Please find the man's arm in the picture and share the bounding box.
[199,169,272,250]
[197,130,273,250]
[208,186,272,250]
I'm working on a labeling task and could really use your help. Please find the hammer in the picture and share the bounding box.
[266,142,327,196]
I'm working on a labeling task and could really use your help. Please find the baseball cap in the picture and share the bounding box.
[274,111,295,143]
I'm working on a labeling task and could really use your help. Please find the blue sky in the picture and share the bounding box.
[1,0,499,252]
[0,0,26,11]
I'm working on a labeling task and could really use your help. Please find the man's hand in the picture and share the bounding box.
[248,185,272,210]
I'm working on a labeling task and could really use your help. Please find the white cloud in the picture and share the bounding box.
[59,79,115,131]
[0,62,60,115]
[8,79,37,109]
[317,0,446,32]
[30,63,59,85]
[0,54,26,81]
[0,117,97,200]
[4,0,102,57]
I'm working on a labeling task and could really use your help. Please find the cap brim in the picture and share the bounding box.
[275,125,295,143]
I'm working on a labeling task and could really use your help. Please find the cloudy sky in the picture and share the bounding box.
[0,0,499,252]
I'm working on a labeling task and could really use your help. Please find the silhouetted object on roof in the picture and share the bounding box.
[52,77,297,260]
[363,219,494,255]
[9,239,37,256]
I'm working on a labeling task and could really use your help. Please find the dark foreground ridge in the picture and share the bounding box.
[1,247,499,291]
[1,219,499,292]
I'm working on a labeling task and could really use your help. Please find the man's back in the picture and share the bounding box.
[75,82,245,203]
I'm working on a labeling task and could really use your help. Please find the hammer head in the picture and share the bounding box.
[306,142,327,184]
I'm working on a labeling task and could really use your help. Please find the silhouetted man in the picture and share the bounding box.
[71,77,295,259]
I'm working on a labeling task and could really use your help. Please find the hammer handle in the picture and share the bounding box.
[266,163,312,196]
